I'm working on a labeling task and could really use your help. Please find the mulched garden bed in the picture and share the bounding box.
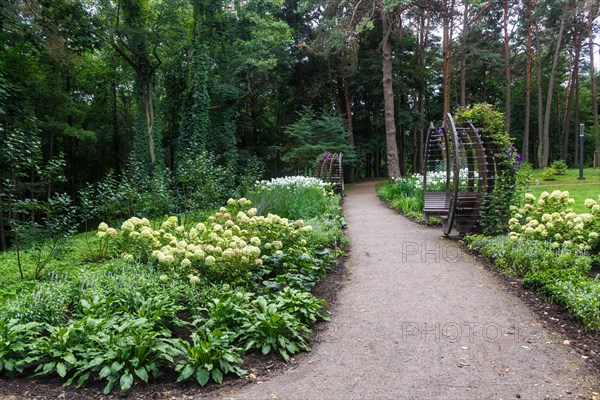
[0,256,349,400]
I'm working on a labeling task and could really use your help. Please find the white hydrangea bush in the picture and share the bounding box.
[508,191,600,251]
[97,197,315,284]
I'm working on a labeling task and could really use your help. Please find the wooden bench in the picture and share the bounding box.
[423,192,451,224]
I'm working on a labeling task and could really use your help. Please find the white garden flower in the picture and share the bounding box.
[106,228,118,238]
[181,258,192,268]
[524,193,536,202]
[98,222,109,232]
[205,255,216,265]
[121,220,134,232]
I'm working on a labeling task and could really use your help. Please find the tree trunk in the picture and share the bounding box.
[536,16,544,167]
[540,16,565,168]
[111,80,121,177]
[442,0,453,120]
[343,76,355,182]
[381,11,401,180]
[139,73,156,165]
[562,24,582,163]
[561,53,575,162]
[523,0,533,163]
[459,1,469,107]
[503,0,511,133]
[416,1,429,173]
[589,8,600,165]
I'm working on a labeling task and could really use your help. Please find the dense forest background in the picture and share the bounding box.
[0,0,599,249]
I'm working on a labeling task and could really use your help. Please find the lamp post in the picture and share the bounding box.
[578,124,584,180]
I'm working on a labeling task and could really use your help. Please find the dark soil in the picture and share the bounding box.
[0,255,349,400]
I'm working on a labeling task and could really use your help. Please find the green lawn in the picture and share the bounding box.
[0,231,105,301]
[526,168,599,213]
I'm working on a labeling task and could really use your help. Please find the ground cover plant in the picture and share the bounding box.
[0,177,344,394]
[466,190,600,330]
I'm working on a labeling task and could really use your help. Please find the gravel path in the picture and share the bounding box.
[223,180,599,399]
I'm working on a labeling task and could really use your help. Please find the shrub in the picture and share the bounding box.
[550,160,568,175]
[542,167,557,180]
[508,191,600,253]
[465,235,592,277]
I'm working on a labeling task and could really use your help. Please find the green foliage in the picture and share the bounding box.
[455,103,519,236]
[272,287,329,327]
[454,103,506,138]
[542,167,557,180]
[550,160,568,175]
[467,231,600,331]
[0,180,342,392]
[282,109,356,173]
[240,296,310,362]
[376,178,424,216]
[465,235,592,277]
[508,191,600,253]
[248,177,341,221]
[0,319,43,374]
[515,162,534,202]
[13,193,77,279]
[523,270,600,331]
[175,329,246,386]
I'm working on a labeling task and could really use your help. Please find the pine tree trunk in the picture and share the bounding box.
[459,1,469,107]
[541,16,565,168]
[589,8,600,166]
[562,25,582,163]
[503,0,511,133]
[523,0,533,163]
[381,11,401,180]
[417,2,429,173]
[442,0,452,120]
[343,77,355,182]
[536,17,544,167]
[139,73,156,165]
[111,80,121,177]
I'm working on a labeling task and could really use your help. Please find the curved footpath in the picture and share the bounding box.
[219,180,598,399]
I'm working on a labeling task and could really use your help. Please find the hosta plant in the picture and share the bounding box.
[176,328,246,386]
[241,296,310,362]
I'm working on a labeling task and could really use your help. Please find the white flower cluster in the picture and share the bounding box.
[394,168,480,192]
[99,197,313,285]
[508,191,600,251]
[254,176,333,193]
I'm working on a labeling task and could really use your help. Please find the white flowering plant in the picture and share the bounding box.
[102,197,325,287]
[254,176,333,193]
[508,191,600,252]
[248,176,341,223]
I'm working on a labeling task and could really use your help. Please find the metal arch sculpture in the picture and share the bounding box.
[316,152,344,196]
[423,113,507,236]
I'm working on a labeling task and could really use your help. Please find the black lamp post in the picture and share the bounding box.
[578,124,584,180]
